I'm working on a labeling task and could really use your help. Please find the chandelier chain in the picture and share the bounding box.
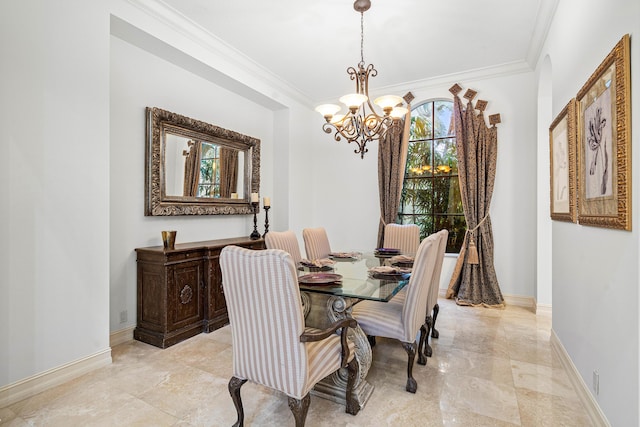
[359,12,364,66]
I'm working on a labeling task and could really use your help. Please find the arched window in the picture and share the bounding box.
[398,99,466,253]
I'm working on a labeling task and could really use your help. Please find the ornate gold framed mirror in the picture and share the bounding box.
[145,107,260,216]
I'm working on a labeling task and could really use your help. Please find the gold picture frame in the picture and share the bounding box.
[576,34,631,230]
[549,99,577,222]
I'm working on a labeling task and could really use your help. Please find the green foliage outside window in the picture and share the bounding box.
[398,100,466,253]
[198,142,220,198]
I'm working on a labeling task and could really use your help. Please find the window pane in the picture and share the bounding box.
[434,215,466,253]
[433,138,457,174]
[401,178,432,214]
[434,100,454,138]
[410,103,432,139]
[201,143,215,158]
[405,140,433,177]
[433,177,456,214]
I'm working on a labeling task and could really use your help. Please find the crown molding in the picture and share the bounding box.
[371,60,533,101]
[526,0,560,69]
[122,0,313,109]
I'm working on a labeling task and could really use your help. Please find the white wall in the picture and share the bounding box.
[108,0,322,334]
[0,0,111,388]
[536,0,640,424]
[110,35,275,331]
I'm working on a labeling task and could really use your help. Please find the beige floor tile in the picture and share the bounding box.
[511,359,576,398]
[516,387,594,427]
[1,298,594,426]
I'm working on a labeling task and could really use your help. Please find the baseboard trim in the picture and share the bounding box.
[110,326,135,347]
[438,289,541,313]
[535,302,552,316]
[0,348,112,408]
[503,294,535,310]
[550,330,610,427]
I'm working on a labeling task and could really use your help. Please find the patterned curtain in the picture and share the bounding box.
[377,93,413,248]
[183,140,201,197]
[446,84,504,307]
[219,147,238,198]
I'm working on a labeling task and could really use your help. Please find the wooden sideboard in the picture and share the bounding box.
[134,237,265,348]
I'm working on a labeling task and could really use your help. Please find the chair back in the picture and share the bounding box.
[401,234,439,342]
[302,227,332,260]
[220,246,308,397]
[426,229,449,313]
[265,230,303,264]
[384,223,420,255]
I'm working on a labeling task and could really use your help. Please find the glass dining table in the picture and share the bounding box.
[297,251,411,411]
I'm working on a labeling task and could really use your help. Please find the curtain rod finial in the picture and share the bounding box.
[463,89,477,101]
[449,83,462,96]
[403,91,415,105]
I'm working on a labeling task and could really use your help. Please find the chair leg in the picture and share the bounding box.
[417,324,427,365]
[367,335,376,347]
[424,315,433,358]
[345,358,360,415]
[229,376,247,427]
[401,341,418,393]
[288,394,311,427]
[431,303,440,338]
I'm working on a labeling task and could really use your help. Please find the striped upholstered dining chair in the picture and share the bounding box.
[219,246,359,426]
[383,223,420,255]
[422,229,448,358]
[390,230,449,361]
[265,230,303,264]
[302,227,332,260]
[351,234,439,393]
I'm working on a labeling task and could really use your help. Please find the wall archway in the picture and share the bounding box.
[536,54,553,311]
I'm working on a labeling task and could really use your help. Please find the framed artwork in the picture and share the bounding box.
[576,34,631,230]
[549,99,576,222]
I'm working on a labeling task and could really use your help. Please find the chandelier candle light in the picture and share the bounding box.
[315,0,408,159]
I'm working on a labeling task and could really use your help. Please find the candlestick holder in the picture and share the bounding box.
[263,205,270,236]
[250,202,261,240]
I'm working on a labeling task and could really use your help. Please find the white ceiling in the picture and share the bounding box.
[159,0,554,104]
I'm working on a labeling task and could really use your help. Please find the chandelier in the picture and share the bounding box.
[315,0,407,159]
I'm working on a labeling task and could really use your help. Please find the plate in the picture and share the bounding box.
[298,273,343,285]
[391,261,414,268]
[374,249,401,258]
[369,272,410,281]
[329,252,358,261]
[297,265,334,272]
[375,248,401,255]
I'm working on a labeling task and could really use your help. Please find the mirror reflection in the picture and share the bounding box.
[164,134,245,199]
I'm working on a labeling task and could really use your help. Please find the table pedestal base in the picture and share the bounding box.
[301,292,373,411]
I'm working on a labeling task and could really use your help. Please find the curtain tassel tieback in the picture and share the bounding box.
[467,235,479,265]
[465,214,489,265]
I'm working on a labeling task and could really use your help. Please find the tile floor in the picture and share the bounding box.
[0,299,593,426]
